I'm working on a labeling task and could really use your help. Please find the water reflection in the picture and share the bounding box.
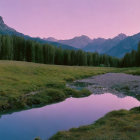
[0,93,140,140]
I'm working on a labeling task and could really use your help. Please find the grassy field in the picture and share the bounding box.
[115,67,140,75]
[0,60,116,112]
[50,107,140,140]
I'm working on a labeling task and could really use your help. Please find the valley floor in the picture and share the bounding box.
[0,60,140,140]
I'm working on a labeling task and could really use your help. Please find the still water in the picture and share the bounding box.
[0,93,140,140]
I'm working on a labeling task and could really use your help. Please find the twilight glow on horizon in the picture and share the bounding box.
[0,0,140,39]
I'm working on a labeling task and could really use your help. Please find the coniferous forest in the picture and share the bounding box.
[0,34,140,67]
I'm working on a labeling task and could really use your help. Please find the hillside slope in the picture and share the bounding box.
[0,16,76,50]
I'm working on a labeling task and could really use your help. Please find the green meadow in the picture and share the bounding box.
[0,60,116,112]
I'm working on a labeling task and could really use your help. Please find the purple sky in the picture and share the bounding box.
[0,0,140,39]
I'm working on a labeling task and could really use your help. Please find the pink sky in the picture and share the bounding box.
[0,0,140,39]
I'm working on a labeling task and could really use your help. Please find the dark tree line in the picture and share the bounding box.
[120,42,140,67]
[0,34,139,68]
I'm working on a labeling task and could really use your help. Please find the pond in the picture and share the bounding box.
[0,92,140,140]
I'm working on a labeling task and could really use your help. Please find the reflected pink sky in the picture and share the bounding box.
[0,93,140,140]
[0,0,140,39]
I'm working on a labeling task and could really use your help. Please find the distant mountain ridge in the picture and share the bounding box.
[86,33,140,58]
[44,37,58,42]
[83,33,128,54]
[59,35,92,48]
[46,33,140,58]
[45,35,92,49]
[106,33,140,57]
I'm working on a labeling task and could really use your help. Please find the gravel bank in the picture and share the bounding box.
[72,73,140,97]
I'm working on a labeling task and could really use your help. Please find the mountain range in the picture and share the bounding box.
[83,33,128,57]
[44,35,92,48]
[1,16,140,58]
[46,33,140,58]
